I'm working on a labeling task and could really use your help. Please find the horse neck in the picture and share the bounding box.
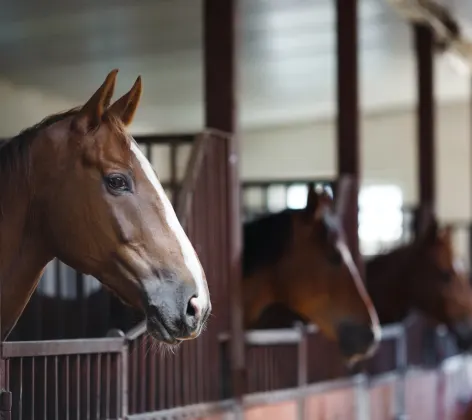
[242,211,293,328]
[366,244,417,324]
[242,269,278,329]
[0,160,52,339]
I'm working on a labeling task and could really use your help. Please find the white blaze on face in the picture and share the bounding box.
[130,141,209,308]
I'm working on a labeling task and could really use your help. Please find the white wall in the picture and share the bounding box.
[241,101,472,222]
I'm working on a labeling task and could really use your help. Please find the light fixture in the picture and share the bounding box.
[385,0,472,75]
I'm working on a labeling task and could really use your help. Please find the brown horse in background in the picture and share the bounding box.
[255,210,472,353]
[242,185,380,363]
[0,70,210,344]
[366,218,472,351]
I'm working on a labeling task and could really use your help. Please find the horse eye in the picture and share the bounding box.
[105,174,130,193]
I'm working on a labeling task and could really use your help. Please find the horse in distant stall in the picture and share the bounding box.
[366,216,472,352]
[242,184,381,364]
[0,69,211,345]
[252,202,472,375]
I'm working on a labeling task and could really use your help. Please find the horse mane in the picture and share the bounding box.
[0,108,81,182]
[243,209,295,277]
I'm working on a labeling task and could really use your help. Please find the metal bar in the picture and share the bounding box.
[296,324,307,420]
[86,355,91,419]
[414,23,436,212]
[76,355,81,420]
[55,261,64,338]
[148,345,156,411]
[31,358,35,420]
[139,337,146,412]
[121,343,129,418]
[394,325,408,420]
[65,356,69,420]
[19,358,23,420]
[44,357,47,420]
[335,0,361,271]
[3,338,124,358]
[54,356,58,420]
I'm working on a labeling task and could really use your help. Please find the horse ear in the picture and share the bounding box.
[306,183,317,214]
[106,76,142,126]
[306,184,333,220]
[72,69,119,134]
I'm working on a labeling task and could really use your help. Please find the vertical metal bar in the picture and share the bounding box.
[44,357,47,420]
[414,23,436,213]
[121,344,129,419]
[54,356,58,420]
[76,355,80,420]
[19,358,23,420]
[55,261,64,338]
[131,342,138,413]
[105,354,110,419]
[86,355,91,419]
[31,358,35,420]
[91,354,100,420]
[158,340,166,409]
[148,344,156,411]
[139,336,146,412]
[65,356,69,420]
[394,326,408,420]
[335,0,361,271]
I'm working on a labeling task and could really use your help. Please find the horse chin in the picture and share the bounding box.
[146,317,183,347]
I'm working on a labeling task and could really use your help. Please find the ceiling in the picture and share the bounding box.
[0,0,472,134]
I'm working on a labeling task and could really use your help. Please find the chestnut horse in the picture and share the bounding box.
[0,70,211,344]
[242,186,380,363]
[366,218,472,351]
[257,210,472,353]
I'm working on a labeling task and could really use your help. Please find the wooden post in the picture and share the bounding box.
[414,23,436,231]
[203,0,245,408]
[335,0,361,270]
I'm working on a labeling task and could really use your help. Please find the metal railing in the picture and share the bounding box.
[2,335,127,420]
[237,321,408,420]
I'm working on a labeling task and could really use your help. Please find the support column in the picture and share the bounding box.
[203,0,245,406]
[335,0,361,268]
[414,24,436,232]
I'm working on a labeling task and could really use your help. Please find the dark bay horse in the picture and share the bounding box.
[0,70,210,344]
[366,218,472,350]
[242,186,381,363]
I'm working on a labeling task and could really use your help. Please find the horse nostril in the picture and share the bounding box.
[186,296,201,321]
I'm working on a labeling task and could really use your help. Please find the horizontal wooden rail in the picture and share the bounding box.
[3,337,124,358]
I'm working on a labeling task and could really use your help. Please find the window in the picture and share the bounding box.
[359,185,404,255]
[286,183,332,210]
